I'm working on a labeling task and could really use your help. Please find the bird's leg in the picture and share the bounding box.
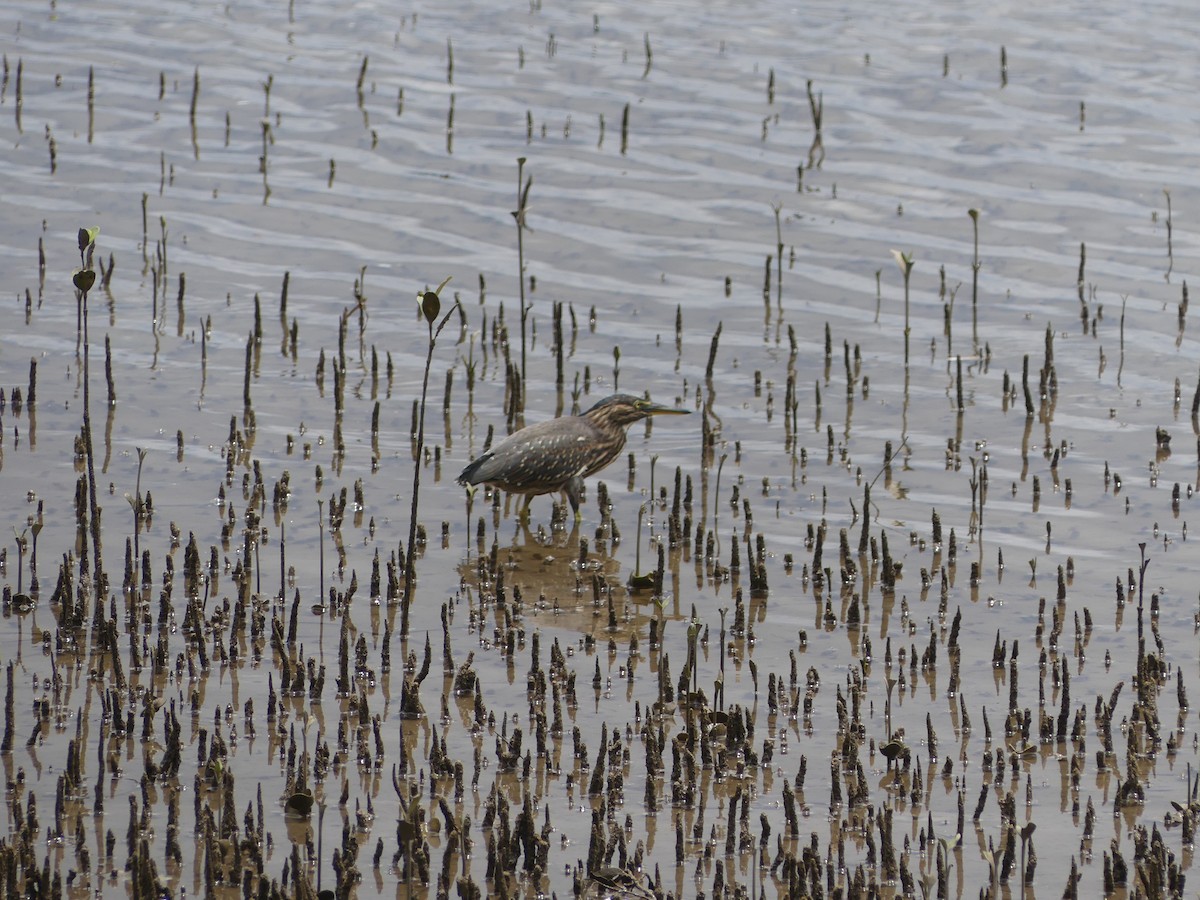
[565,476,585,522]
[517,516,536,543]
[518,494,534,523]
[553,488,575,524]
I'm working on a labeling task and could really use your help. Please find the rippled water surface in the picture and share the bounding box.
[1,0,1199,896]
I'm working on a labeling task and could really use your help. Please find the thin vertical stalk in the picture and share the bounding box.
[969,209,980,348]
[403,284,460,638]
[891,250,914,366]
[513,159,532,408]
[74,228,104,599]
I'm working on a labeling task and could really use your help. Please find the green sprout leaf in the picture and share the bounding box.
[627,573,655,591]
[284,788,314,818]
[890,249,914,277]
[420,290,440,324]
[77,226,100,252]
[73,269,96,293]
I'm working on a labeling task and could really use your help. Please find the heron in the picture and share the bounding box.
[458,393,690,518]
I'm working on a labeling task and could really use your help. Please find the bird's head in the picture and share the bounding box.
[582,393,691,429]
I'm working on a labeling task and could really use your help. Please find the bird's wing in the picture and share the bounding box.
[458,417,599,494]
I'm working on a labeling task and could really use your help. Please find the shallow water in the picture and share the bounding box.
[0,0,1199,897]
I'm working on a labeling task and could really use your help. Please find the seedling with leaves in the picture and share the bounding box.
[74,226,106,597]
[890,249,915,365]
[402,278,461,638]
[627,504,655,591]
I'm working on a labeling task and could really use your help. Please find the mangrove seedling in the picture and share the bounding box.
[628,504,654,591]
[890,249,915,365]
[402,278,461,638]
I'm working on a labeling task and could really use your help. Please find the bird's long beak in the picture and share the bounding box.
[643,402,691,416]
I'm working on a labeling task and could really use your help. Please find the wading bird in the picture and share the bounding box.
[458,393,690,518]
